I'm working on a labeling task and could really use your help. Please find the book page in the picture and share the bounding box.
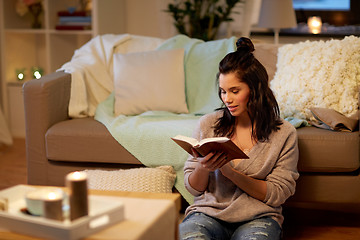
[172,135,199,147]
[198,137,229,146]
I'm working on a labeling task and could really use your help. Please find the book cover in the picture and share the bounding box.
[59,16,92,23]
[55,25,91,30]
[57,11,88,16]
[171,135,249,160]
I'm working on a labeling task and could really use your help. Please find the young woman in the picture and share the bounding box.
[179,37,299,240]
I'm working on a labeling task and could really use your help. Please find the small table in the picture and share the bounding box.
[0,187,181,240]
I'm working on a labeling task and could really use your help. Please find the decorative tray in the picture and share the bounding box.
[0,185,125,240]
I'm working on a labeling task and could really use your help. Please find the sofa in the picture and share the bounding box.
[23,34,359,210]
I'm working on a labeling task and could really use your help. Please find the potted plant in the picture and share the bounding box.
[166,0,244,41]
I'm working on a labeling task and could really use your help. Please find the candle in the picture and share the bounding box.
[0,197,8,212]
[66,171,89,221]
[308,16,322,34]
[43,191,64,221]
[25,187,64,218]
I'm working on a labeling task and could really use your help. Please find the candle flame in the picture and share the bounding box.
[48,192,57,200]
[68,171,87,181]
[73,171,83,180]
[308,16,322,34]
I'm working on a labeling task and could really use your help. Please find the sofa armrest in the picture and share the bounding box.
[23,71,71,184]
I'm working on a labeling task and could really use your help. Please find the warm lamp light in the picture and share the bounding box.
[258,0,297,44]
[308,16,322,34]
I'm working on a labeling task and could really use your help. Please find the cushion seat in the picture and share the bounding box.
[46,118,359,173]
[297,126,359,172]
[45,118,141,165]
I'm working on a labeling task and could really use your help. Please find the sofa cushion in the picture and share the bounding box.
[45,118,141,165]
[270,36,360,120]
[297,126,359,172]
[113,48,188,116]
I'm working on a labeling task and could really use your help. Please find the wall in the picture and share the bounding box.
[122,0,259,40]
[124,0,176,39]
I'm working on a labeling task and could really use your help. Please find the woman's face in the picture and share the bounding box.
[219,72,250,117]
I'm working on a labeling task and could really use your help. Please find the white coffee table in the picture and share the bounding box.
[0,187,181,240]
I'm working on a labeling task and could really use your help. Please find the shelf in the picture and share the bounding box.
[4,28,47,34]
[49,29,93,35]
[0,0,126,137]
[7,81,26,87]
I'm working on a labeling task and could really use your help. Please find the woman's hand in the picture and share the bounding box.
[194,149,230,171]
[188,149,230,193]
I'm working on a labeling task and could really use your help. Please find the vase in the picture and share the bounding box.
[28,3,42,29]
[31,13,41,29]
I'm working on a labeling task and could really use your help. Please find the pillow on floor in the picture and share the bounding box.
[83,166,176,193]
[270,36,360,120]
[113,48,188,116]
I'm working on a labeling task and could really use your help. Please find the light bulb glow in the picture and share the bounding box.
[34,70,42,79]
[17,73,24,80]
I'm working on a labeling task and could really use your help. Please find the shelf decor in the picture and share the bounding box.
[15,68,26,81]
[165,0,244,41]
[31,66,44,79]
[15,0,43,29]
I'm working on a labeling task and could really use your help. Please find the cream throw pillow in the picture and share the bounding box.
[83,166,176,193]
[270,36,360,120]
[113,48,188,116]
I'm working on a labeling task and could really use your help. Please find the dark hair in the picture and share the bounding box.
[214,37,282,142]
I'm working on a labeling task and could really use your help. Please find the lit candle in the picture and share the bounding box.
[25,187,64,218]
[43,191,64,221]
[308,16,322,34]
[66,171,89,221]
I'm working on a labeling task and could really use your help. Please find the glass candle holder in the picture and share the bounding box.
[25,187,65,219]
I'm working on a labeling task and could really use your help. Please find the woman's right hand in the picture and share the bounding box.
[193,149,229,171]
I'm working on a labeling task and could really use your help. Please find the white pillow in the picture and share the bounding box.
[113,48,188,116]
[270,36,360,120]
[83,166,176,193]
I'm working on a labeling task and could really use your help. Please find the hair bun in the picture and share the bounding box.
[236,37,255,53]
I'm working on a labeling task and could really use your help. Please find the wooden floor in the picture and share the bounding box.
[0,138,27,190]
[0,138,360,239]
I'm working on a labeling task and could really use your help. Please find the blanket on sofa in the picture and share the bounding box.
[58,34,165,118]
[95,93,199,204]
[95,35,237,204]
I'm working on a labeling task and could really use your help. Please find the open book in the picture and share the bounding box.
[171,135,249,160]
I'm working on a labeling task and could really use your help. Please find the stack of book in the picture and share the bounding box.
[56,11,92,30]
